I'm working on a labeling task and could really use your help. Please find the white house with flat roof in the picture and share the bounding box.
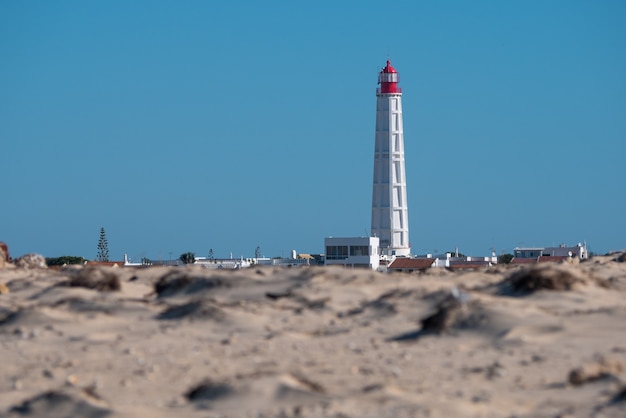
[324,237,380,270]
[514,243,588,260]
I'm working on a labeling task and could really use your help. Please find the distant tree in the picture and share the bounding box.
[97,227,109,261]
[255,246,261,259]
[498,253,514,264]
[45,256,86,266]
[141,257,151,265]
[448,250,466,258]
[208,249,214,261]
[180,252,195,264]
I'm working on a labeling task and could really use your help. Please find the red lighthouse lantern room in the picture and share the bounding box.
[377,60,401,94]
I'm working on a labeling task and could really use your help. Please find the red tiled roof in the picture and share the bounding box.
[388,258,435,270]
[448,261,491,269]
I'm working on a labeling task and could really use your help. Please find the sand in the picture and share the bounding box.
[1,254,626,417]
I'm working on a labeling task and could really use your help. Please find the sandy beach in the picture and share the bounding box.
[1,253,626,417]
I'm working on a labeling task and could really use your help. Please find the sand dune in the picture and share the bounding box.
[1,254,626,417]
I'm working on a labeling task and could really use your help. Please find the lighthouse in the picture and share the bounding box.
[371,59,410,257]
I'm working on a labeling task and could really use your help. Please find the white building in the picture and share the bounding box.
[371,59,411,257]
[514,243,588,260]
[194,256,250,269]
[324,237,380,270]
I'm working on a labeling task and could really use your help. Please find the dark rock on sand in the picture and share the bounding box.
[185,379,234,402]
[568,355,624,386]
[614,252,626,263]
[154,271,231,298]
[610,385,626,403]
[500,264,589,295]
[7,390,111,418]
[65,267,121,292]
[0,307,62,330]
[389,288,488,341]
[420,290,485,333]
[157,300,226,321]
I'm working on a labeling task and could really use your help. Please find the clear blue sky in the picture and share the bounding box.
[2,1,625,261]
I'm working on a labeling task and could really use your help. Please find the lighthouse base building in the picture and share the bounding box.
[324,237,380,270]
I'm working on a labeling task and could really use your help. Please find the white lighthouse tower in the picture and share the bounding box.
[371,59,410,257]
